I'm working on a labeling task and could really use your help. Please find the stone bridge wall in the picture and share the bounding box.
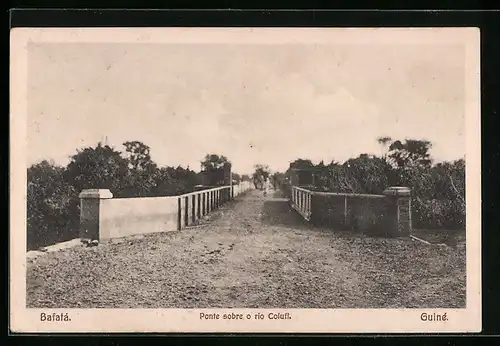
[79,182,253,242]
[291,186,412,236]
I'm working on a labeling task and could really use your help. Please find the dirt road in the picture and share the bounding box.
[27,189,466,308]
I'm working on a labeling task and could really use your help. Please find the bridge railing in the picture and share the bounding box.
[232,180,252,198]
[288,185,412,236]
[177,186,232,230]
[78,183,253,242]
[290,186,313,221]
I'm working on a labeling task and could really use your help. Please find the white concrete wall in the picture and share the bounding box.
[81,183,253,242]
[100,196,179,240]
[233,181,252,197]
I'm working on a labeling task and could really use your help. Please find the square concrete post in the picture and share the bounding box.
[383,187,412,236]
[79,189,113,241]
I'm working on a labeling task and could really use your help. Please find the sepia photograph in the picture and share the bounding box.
[10,27,481,333]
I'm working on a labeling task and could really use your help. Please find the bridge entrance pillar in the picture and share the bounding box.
[78,189,113,241]
[383,187,412,236]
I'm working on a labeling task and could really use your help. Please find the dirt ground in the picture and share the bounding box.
[26,189,466,309]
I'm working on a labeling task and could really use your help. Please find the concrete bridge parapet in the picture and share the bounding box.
[79,183,253,242]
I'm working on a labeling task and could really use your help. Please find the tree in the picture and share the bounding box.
[152,167,175,196]
[406,160,465,230]
[376,136,392,161]
[27,160,79,250]
[123,141,156,171]
[286,159,315,186]
[343,154,391,194]
[64,142,129,194]
[289,159,314,170]
[201,154,231,171]
[387,139,433,169]
[252,164,271,189]
[448,158,465,209]
[201,154,232,186]
[232,172,241,184]
[121,141,158,197]
[430,158,465,214]
[313,160,330,191]
[271,172,286,190]
[171,166,200,193]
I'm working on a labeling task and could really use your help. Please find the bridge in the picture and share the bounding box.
[78,182,412,243]
[26,184,465,309]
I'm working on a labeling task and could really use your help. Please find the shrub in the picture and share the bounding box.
[27,142,230,249]
[412,198,465,230]
[281,154,465,231]
[27,161,80,250]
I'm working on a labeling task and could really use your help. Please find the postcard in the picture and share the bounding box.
[10,27,481,333]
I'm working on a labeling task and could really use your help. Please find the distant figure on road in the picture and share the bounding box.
[263,177,270,197]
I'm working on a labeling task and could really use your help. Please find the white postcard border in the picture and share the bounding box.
[10,27,481,333]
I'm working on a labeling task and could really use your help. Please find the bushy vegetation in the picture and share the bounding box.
[27,141,245,250]
[28,136,464,250]
[252,164,271,189]
[272,137,465,231]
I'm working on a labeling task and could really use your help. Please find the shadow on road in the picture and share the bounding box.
[260,198,309,228]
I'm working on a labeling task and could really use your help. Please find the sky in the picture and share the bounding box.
[27,40,466,175]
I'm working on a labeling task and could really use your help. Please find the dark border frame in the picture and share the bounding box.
[7,8,500,342]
